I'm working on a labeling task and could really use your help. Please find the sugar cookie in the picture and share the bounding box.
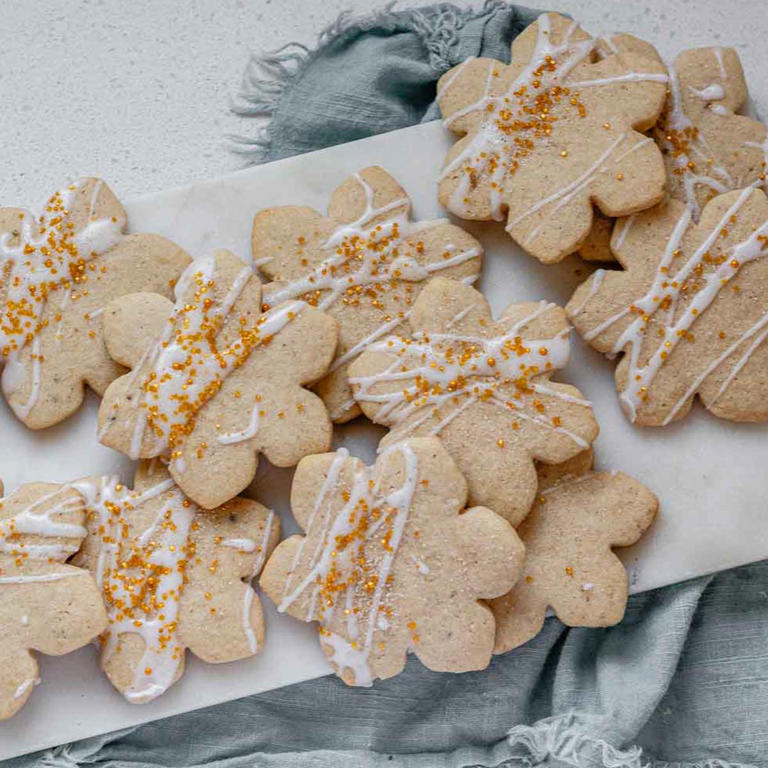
[437,13,667,263]
[260,437,524,686]
[0,178,191,428]
[97,249,338,508]
[72,461,279,703]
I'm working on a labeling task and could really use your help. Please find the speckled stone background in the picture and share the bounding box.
[0,0,765,203]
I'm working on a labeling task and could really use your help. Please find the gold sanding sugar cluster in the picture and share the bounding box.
[92,485,193,663]
[461,62,587,201]
[381,328,558,426]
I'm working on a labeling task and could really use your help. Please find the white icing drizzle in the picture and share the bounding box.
[689,83,725,101]
[117,254,305,464]
[0,180,123,418]
[439,14,663,226]
[240,509,274,655]
[580,188,768,422]
[350,302,584,448]
[0,485,85,560]
[568,269,605,318]
[0,571,87,584]
[222,538,257,552]
[13,677,40,700]
[278,444,420,686]
[217,403,261,445]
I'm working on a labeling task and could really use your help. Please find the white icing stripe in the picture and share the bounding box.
[0,485,86,560]
[568,269,605,318]
[0,572,86,584]
[567,72,668,87]
[13,677,40,700]
[217,403,261,445]
[221,537,257,552]
[240,509,274,654]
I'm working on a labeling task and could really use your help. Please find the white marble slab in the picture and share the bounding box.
[2,120,768,759]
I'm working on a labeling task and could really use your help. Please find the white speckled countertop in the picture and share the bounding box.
[1,0,765,204]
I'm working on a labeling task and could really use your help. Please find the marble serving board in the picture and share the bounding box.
[2,119,768,760]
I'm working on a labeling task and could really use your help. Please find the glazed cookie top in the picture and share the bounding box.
[437,12,668,263]
[0,480,106,720]
[567,187,768,425]
[654,46,767,220]
[260,437,524,686]
[254,166,481,422]
[97,248,338,508]
[0,178,191,428]
[72,461,279,704]
[349,277,598,525]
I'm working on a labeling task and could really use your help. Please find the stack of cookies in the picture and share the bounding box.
[3,10,767,715]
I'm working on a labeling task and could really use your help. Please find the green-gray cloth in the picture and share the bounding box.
[11,2,768,766]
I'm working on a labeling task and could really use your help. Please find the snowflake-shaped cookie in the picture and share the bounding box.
[97,248,338,508]
[491,468,657,654]
[0,178,191,428]
[349,277,599,525]
[582,45,768,262]
[71,461,279,703]
[0,480,106,719]
[254,166,482,422]
[567,187,768,425]
[260,437,524,686]
[437,12,668,263]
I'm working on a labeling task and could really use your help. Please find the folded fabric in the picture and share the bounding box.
[10,2,768,766]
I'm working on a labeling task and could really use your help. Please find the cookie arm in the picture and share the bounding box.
[437,58,501,135]
[103,293,173,369]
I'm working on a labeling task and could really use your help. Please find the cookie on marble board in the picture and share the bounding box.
[349,277,599,525]
[436,12,668,264]
[0,178,191,428]
[97,248,338,509]
[581,45,768,262]
[260,437,524,686]
[0,479,106,719]
[491,466,657,654]
[71,460,280,704]
[253,166,482,422]
[567,187,768,425]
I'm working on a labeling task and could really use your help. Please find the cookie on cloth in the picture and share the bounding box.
[436,12,668,264]
[581,45,768,262]
[0,178,191,428]
[97,248,338,509]
[0,479,106,719]
[349,277,598,525]
[567,187,768,425]
[253,166,482,422]
[71,460,280,704]
[491,464,657,654]
[260,437,524,686]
